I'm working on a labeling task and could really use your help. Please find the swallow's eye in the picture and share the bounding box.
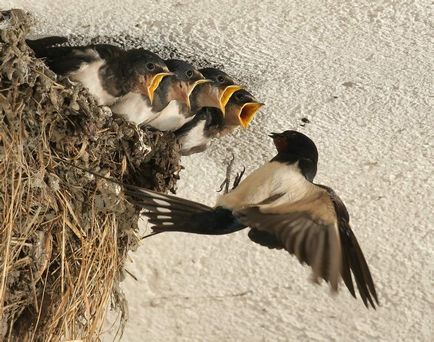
[186,70,194,78]
[146,63,155,71]
[217,76,225,83]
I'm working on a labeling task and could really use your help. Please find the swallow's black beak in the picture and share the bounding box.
[270,132,287,152]
[269,132,282,139]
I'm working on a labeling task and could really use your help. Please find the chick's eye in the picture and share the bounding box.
[186,70,193,78]
[217,76,225,83]
[146,63,155,71]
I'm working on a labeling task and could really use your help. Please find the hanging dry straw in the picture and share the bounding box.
[0,9,181,341]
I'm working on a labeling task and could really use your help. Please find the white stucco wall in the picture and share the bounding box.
[2,0,433,341]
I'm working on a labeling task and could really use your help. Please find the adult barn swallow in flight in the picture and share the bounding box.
[27,36,170,107]
[123,130,378,308]
[175,88,263,156]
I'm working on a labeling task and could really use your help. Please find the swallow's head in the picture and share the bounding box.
[195,68,243,113]
[127,49,172,104]
[164,59,210,111]
[199,67,235,88]
[224,89,264,129]
[269,130,319,179]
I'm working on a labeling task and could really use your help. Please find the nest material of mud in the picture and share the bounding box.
[0,9,181,341]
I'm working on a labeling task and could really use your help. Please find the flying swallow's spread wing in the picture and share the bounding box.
[235,185,379,308]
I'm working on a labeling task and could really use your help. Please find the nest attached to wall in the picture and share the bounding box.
[0,9,181,341]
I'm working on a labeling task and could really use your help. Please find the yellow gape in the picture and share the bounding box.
[237,102,264,128]
[219,85,242,114]
[186,79,211,110]
[147,72,173,104]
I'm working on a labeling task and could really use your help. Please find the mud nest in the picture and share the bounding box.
[0,9,181,341]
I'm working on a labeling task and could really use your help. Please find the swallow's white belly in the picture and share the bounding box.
[216,161,311,209]
[111,93,156,125]
[70,59,116,106]
[148,101,191,131]
[178,121,208,153]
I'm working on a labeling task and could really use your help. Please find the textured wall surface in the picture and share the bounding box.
[2,0,433,341]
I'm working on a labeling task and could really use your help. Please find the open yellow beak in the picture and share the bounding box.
[188,79,212,96]
[219,85,242,114]
[147,72,173,104]
[186,79,212,111]
[238,102,264,128]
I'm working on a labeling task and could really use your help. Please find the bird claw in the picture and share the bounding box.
[217,153,235,194]
[217,153,245,193]
[232,166,246,190]
[217,181,227,193]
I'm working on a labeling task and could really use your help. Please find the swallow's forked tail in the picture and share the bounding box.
[338,224,379,309]
[124,185,243,235]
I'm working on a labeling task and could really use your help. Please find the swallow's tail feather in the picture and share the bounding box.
[26,36,68,52]
[339,224,379,309]
[26,36,93,75]
[124,185,245,235]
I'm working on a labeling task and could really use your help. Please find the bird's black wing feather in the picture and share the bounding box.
[236,205,342,291]
[26,36,68,50]
[89,44,124,61]
[123,185,245,235]
[27,37,124,75]
[28,36,89,74]
[236,186,379,309]
[318,185,379,308]
[247,229,283,249]
[63,163,244,235]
